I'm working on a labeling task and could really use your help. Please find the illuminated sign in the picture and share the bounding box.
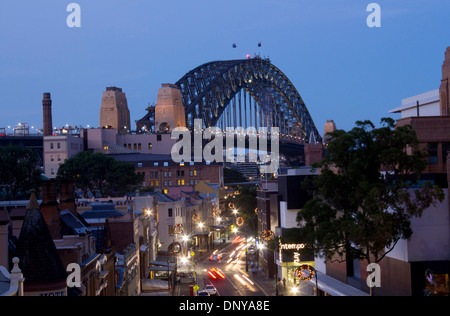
[279,243,306,251]
[278,237,310,263]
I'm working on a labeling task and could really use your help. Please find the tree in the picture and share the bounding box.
[296,118,444,282]
[57,151,143,197]
[0,145,42,200]
[224,168,248,184]
[235,186,258,235]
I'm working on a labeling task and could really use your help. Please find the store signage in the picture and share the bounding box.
[279,243,305,251]
[278,238,311,264]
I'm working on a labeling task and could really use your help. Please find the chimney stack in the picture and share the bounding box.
[42,92,53,137]
[440,47,450,116]
[59,179,77,217]
[39,181,62,239]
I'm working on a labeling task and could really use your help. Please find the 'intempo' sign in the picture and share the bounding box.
[279,243,306,251]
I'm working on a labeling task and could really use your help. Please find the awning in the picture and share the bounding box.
[308,271,369,296]
[149,261,175,268]
[142,279,169,292]
[147,266,174,272]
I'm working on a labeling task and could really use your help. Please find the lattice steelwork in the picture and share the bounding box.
[175,57,322,143]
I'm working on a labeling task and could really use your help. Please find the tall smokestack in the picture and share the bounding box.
[440,47,450,116]
[43,92,53,136]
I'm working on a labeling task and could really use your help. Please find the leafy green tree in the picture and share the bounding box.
[57,151,143,197]
[0,145,42,200]
[297,118,444,269]
[235,186,257,235]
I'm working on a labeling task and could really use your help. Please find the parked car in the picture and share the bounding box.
[205,284,217,296]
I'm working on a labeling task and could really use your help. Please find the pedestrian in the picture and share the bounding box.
[283,278,286,290]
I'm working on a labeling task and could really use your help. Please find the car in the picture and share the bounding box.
[207,268,226,280]
[205,284,217,296]
[197,290,210,296]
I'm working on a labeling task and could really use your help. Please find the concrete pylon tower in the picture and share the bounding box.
[42,93,53,137]
[440,47,450,116]
[100,87,131,134]
[154,84,186,133]
[323,120,337,144]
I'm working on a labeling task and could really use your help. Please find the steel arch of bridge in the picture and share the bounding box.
[175,57,322,143]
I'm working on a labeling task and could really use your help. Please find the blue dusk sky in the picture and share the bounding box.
[0,0,449,135]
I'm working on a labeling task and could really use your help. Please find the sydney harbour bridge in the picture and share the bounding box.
[138,57,322,167]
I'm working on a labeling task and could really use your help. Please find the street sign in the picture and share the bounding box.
[191,251,195,257]
[193,285,199,292]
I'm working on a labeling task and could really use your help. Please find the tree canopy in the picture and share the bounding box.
[297,118,444,265]
[57,151,143,197]
[0,145,42,200]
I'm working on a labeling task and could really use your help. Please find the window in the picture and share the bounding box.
[151,181,154,187]
[168,180,172,186]
[177,171,180,177]
[133,143,137,150]
[181,179,185,186]
[164,171,167,178]
[51,168,55,175]
[181,170,185,177]
[50,143,54,149]
[194,170,197,176]
[163,189,168,194]
[57,155,61,162]
[190,179,194,185]
[138,143,142,150]
[168,171,172,177]
[148,143,152,150]
[137,163,143,168]
[164,180,167,186]
[429,143,439,164]
[51,155,54,162]
[155,180,159,187]
[157,135,162,141]
[164,162,168,167]
[168,225,174,236]
[57,143,61,149]
[150,172,154,178]
[195,180,198,185]
[190,170,193,177]
[155,171,158,178]
[168,208,173,217]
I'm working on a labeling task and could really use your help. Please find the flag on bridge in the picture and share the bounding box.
[258,42,262,47]
[232,43,237,48]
